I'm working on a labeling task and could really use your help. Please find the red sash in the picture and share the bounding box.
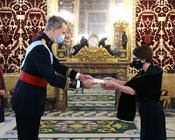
[19,71,48,88]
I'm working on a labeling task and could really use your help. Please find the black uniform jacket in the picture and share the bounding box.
[117,65,163,121]
[12,33,78,117]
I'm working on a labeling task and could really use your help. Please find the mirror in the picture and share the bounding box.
[78,0,111,37]
[47,0,136,62]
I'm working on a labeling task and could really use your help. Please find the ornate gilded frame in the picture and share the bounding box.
[113,22,130,61]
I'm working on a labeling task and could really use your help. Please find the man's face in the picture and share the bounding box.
[54,23,67,38]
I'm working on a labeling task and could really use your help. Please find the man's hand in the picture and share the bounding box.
[82,79,96,89]
[79,73,93,81]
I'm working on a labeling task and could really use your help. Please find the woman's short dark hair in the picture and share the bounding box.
[133,45,153,62]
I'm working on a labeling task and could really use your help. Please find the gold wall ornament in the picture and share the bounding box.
[57,88,64,102]
[88,67,97,73]
[127,66,138,79]
[113,21,131,62]
[57,48,67,61]
[114,21,129,32]
[66,47,118,63]
[116,68,127,80]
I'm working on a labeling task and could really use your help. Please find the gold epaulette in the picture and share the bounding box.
[51,43,58,56]
[41,39,47,46]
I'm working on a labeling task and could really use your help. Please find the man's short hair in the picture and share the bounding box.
[45,16,67,31]
[133,44,153,62]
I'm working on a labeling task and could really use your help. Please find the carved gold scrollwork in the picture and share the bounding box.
[57,49,67,60]
[127,66,138,79]
[58,51,65,58]
[114,21,129,32]
[113,21,130,61]
[67,47,117,63]
[57,88,64,102]
[88,67,97,73]
[116,68,127,80]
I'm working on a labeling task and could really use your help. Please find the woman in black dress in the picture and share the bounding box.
[102,45,166,140]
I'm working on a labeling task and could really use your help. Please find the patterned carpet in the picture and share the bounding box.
[67,84,116,109]
[0,110,175,140]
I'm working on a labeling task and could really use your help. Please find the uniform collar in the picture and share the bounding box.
[41,32,54,47]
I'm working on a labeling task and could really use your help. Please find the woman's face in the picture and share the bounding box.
[132,55,146,70]
[133,55,146,62]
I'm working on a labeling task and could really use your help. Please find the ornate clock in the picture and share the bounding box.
[88,33,99,47]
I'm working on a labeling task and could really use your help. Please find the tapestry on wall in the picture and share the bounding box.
[136,0,175,73]
[0,0,47,72]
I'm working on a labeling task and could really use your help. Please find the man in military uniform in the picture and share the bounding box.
[12,16,95,140]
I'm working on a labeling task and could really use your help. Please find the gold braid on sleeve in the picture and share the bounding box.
[64,78,70,91]
[66,68,72,77]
